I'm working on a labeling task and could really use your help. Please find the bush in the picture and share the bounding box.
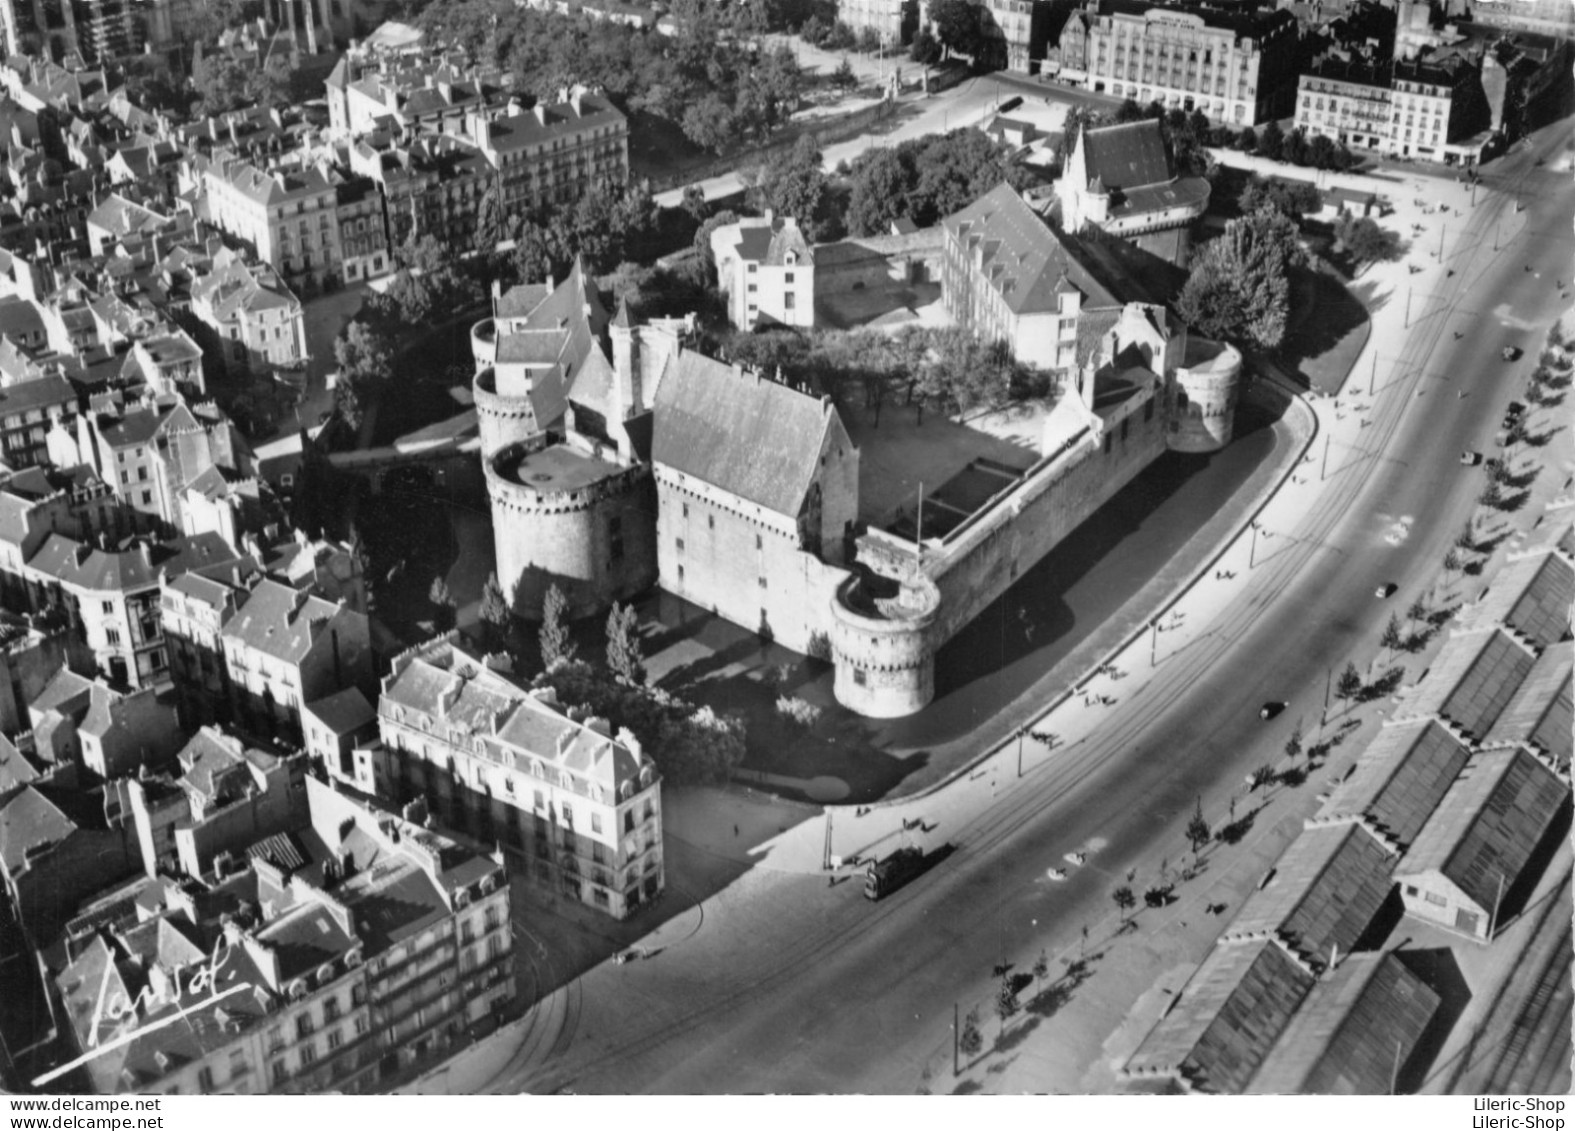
[806,629,834,662]
[775,695,823,729]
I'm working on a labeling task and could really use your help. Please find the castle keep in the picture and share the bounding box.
[475,187,1241,717]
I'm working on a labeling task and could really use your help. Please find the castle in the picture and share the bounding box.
[475,186,1241,718]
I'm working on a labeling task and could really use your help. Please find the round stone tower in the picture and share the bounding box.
[830,571,942,717]
[485,438,657,620]
[474,365,551,459]
[1168,336,1243,453]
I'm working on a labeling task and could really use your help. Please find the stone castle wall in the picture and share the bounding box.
[486,443,658,621]
[830,385,1170,714]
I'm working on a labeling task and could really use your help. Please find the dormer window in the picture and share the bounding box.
[785,252,797,266]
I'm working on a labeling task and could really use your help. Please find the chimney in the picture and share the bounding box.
[532,103,547,126]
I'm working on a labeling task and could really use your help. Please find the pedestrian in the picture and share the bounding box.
[733,824,739,837]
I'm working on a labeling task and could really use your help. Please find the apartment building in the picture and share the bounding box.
[53,775,514,1095]
[202,157,344,293]
[219,578,373,745]
[466,88,629,216]
[1295,57,1394,152]
[1295,52,1490,163]
[0,372,75,467]
[188,250,308,377]
[18,531,243,689]
[49,395,251,536]
[325,51,511,139]
[835,0,913,44]
[1057,0,1300,125]
[369,635,665,920]
[25,666,184,779]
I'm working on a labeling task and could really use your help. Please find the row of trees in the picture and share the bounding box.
[415,0,805,153]
[723,322,1041,416]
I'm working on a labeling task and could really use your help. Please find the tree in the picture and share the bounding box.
[1283,126,1310,166]
[1031,950,1049,994]
[994,974,1019,1035]
[1380,612,1404,659]
[1406,596,1428,625]
[1112,885,1136,924]
[192,48,290,115]
[655,705,746,783]
[1113,97,1146,124]
[1176,210,1303,351]
[1444,548,1463,576]
[1335,661,1363,707]
[856,25,881,52]
[1333,213,1405,270]
[428,576,456,632]
[1237,125,1258,152]
[832,56,858,89]
[606,601,647,685]
[1239,174,1322,221]
[754,134,831,241]
[1285,720,1303,764]
[1258,120,1285,162]
[479,572,511,652]
[929,0,982,58]
[909,26,941,64]
[846,146,912,236]
[1184,797,1210,862]
[332,320,395,430]
[959,1007,983,1056]
[540,583,576,668]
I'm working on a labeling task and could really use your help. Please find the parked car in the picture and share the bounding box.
[1259,701,1285,721]
[1375,582,1397,598]
[1460,450,1482,465]
[1503,346,1523,361]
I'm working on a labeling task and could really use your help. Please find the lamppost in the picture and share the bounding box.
[1321,430,1332,481]
[1150,616,1159,668]
[1249,521,1261,568]
[1016,724,1029,777]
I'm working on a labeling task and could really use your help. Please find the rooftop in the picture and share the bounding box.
[1318,719,1473,849]
[1479,641,1572,769]
[490,440,625,495]
[1393,627,1538,739]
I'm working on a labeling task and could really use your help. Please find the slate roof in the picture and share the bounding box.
[1397,748,1567,911]
[1455,551,1573,648]
[0,295,44,341]
[27,531,240,595]
[380,638,652,798]
[0,373,74,416]
[942,183,1121,317]
[303,686,376,737]
[1246,952,1440,1094]
[1480,641,1572,769]
[1124,938,1316,1094]
[0,784,76,873]
[1082,119,1172,191]
[652,349,840,518]
[1225,823,1395,968]
[729,215,814,266]
[222,578,346,665]
[480,92,623,153]
[1319,719,1474,850]
[1394,627,1538,739]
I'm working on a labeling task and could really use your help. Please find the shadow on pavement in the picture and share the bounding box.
[1396,945,1472,1094]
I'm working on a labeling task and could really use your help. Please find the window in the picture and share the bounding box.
[784,271,795,284]
[355,1016,370,1036]
[758,577,767,589]
[102,600,114,614]
[755,533,763,550]
[106,627,120,646]
[297,1013,315,1039]
[299,1041,316,1065]
[197,1066,214,1093]
[327,1029,342,1052]
[784,293,796,312]
[591,813,602,833]
[270,1061,287,1086]
[675,537,684,552]
[229,1049,248,1077]
[324,997,340,1022]
[533,789,544,810]
[141,491,153,505]
[853,669,867,687]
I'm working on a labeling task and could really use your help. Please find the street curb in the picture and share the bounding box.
[845,371,1322,816]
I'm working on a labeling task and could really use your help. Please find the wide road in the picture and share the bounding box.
[488,120,1575,1094]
